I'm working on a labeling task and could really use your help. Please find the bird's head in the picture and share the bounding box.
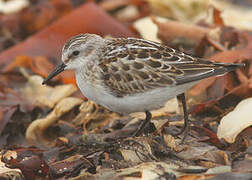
[42,33,104,85]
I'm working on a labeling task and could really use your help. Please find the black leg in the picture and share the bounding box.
[133,111,152,137]
[176,93,189,144]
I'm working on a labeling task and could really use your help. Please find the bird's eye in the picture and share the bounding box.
[72,50,80,56]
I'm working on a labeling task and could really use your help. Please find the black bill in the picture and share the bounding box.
[42,63,66,85]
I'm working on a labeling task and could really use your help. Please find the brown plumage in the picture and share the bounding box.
[43,33,244,143]
[98,37,242,97]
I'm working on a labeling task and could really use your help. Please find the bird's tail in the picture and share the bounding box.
[174,60,244,85]
[214,62,245,75]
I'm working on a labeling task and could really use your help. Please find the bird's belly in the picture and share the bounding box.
[76,74,197,113]
[103,94,168,113]
[76,79,102,104]
[87,82,197,114]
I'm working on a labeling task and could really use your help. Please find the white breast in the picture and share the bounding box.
[76,71,196,114]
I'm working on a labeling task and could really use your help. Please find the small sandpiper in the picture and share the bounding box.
[42,33,244,143]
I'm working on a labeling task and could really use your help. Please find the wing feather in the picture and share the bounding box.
[98,38,235,97]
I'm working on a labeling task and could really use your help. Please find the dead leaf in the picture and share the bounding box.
[217,97,252,143]
[2,148,49,180]
[26,97,83,144]
[213,7,225,27]
[0,2,136,70]
[21,0,73,35]
[189,77,216,97]
[152,17,210,44]
[49,155,93,178]
[0,156,23,179]
[20,69,77,108]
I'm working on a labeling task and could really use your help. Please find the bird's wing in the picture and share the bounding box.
[98,37,235,97]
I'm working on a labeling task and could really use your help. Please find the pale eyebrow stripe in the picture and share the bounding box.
[63,35,87,51]
[67,39,85,50]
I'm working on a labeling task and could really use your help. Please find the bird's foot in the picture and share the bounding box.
[132,111,152,137]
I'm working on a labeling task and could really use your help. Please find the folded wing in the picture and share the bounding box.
[98,37,242,97]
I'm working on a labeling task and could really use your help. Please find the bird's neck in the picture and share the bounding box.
[76,60,100,81]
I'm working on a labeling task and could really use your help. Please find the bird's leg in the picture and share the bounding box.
[176,93,189,144]
[133,111,152,137]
